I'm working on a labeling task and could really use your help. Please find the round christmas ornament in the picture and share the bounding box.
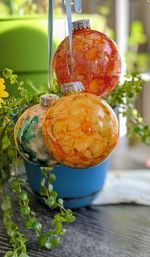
[14,94,59,166]
[53,19,122,97]
[42,82,119,169]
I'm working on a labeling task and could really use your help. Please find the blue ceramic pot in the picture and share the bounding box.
[25,160,109,209]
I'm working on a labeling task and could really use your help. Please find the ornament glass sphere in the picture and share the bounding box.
[42,82,119,169]
[14,94,59,166]
[53,19,122,97]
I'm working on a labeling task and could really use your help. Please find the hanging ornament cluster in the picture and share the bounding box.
[14,94,59,167]
[53,19,122,97]
[42,82,119,169]
[14,4,120,170]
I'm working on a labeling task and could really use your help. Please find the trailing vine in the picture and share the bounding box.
[1,188,29,257]
[0,69,75,256]
[38,168,75,249]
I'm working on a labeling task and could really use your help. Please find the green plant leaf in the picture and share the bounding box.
[2,135,11,150]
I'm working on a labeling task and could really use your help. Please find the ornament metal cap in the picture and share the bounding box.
[40,94,59,107]
[72,19,90,32]
[61,82,85,95]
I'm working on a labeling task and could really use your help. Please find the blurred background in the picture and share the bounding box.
[0,0,150,170]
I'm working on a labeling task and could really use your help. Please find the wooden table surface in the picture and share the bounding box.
[0,192,150,257]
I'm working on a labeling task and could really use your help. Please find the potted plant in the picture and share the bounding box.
[0,67,150,256]
[0,2,150,257]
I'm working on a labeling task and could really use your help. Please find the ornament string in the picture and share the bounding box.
[65,0,73,78]
[48,0,53,91]
[61,1,68,77]
[62,0,65,10]
[48,0,82,88]
[61,0,82,78]
[74,0,82,13]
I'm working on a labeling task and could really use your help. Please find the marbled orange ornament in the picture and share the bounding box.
[53,20,122,97]
[14,95,59,167]
[42,93,119,168]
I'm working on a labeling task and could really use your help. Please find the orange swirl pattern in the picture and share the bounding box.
[53,29,122,97]
[42,93,119,168]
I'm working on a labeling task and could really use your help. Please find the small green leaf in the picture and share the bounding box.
[47,184,53,193]
[10,179,20,192]
[18,192,28,201]
[41,168,47,177]
[2,135,11,150]
[40,187,47,196]
[20,206,31,216]
[49,174,56,183]
[38,232,53,247]
[54,223,63,235]
[45,197,55,208]
[51,237,61,249]
[58,199,63,206]
[45,242,53,249]
[51,191,57,199]
[40,178,46,187]
[32,221,42,233]
[19,81,24,86]
[25,219,33,229]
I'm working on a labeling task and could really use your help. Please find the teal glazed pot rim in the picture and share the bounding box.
[24,152,110,170]
[25,158,109,209]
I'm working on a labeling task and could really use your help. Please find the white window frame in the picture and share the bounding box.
[116,0,130,137]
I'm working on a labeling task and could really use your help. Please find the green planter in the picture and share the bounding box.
[0,16,57,96]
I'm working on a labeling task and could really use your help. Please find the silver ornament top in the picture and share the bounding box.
[40,94,59,107]
[72,19,90,32]
[61,82,85,95]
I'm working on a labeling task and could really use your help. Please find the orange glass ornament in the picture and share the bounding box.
[42,84,119,169]
[53,19,122,97]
